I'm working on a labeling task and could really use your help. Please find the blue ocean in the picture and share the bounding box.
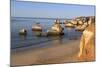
[11,17,82,49]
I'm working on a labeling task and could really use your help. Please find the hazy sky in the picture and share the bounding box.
[11,0,95,18]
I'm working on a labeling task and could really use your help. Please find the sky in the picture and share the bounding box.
[11,0,95,19]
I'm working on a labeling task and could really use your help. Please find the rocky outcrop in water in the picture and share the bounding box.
[19,29,27,35]
[47,22,64,36]
[32,23,42,31]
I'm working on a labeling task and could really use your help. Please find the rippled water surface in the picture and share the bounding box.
[11,17,82,49]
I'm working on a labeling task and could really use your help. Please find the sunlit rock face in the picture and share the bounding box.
[64,19,74,28]
[75,25,84,31]
[75,23,88,31]
[54,19,62,24]
[77,20,83,25]
[88,16,95,25]
[52,23,63,32]
[32,23,42,31]
[63,20,68,24]
[64,22,74,27]
[74,16,95,32]
[83,22,88,26]
[47,23,64,36]
[50,19,63,33]
[78,17,95,61]
[19,29,27,35]
[70,20,77,25]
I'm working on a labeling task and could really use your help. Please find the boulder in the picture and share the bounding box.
[47,29,64,36]
[19,29,27,35]
[64,22,74,28]
[75,25,85,31]
[54,19,62,24]
[47,23,64,36]
[32,23,42,31]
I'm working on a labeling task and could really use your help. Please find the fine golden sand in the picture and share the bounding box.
[11,40,80,66]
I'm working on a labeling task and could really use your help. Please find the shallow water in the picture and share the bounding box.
[11,17,82,49]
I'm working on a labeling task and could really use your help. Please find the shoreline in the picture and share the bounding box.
[11,17,95,66]
[11,38,80,52]
[11,39,81,66]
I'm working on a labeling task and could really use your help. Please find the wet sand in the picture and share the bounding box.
[11,39,82,66]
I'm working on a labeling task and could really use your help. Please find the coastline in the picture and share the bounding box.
[11,39,81,66]
[11,17,95,66]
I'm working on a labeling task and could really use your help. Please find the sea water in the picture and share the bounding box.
[11,17,82,49]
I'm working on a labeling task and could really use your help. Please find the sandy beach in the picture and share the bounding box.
[11,39,81,66]
[11,37,95,66]
[11,20,95,66]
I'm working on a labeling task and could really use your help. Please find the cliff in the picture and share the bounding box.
[78,22,95,61]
